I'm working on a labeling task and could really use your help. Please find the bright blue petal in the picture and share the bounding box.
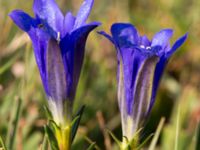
[139,35,151,46]
[64,11,76,35]
[118,46,159,136]
[29,29,51,96]
[60,22,100,100]
[33,0,64,32]
[46,38,67,101]
[73,0,94,29]
[111,23,139,47]
[9,10,53,97]
[97,31,115,45]
[147,56,167,115]
[9,10,36,32]
[151,29,173,49]
[166,33,188,58]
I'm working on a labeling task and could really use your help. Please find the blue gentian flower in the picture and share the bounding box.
[99,23,187,140]
[10,0,100,125]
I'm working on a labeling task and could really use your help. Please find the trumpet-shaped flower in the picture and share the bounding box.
[9,0,100,125]
[99,23,187,140]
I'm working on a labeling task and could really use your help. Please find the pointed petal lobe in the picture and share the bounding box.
[60,22,100,99]
[166,33,188,58]
[64,11,76,35]
[98,31,115,45]
[73,0,94,29]
[9,10,35,32]
[151,29,173,49]
[111,23,139,48]
[139,35,151,46]
[33,0,64,32]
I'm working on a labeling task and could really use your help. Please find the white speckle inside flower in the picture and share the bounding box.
[146,46,151,50]
[140,45,151,50]
[57,32,61,43]
[140,45,145,49]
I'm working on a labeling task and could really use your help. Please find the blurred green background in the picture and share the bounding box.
[0,0,200,149]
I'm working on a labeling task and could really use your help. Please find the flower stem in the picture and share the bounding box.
[56,125,71,150]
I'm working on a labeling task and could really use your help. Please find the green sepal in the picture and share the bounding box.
[107,128,143,150]
[71,105,85,142]
[44,125,59,150]
[107,129,122,147]
[86,142,96,150]
[127,128,143,149]
[136,134,153,149]
[49,120,61,132]
[43,106,53,120]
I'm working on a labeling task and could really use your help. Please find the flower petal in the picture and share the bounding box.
[33,0,64,32]
[131,55,159,136]
[139,35,151,46]
[151,29,173,49]
[73,0,94,29]
[118,46,159,138]
[166,33,188,58]
[111,23,139,48]
[64,11,76,35]
[97,31,115,45]
[147,56,167,115]
[60,22,100,100]
[46,38,67,101]
[9,10,36,32]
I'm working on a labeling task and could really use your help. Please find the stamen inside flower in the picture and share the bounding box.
[140,45,145,49]
[146,46,151,50]
[140,45,151,50]
[57,32,61,43]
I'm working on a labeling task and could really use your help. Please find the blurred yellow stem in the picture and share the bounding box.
[56,125,71,150]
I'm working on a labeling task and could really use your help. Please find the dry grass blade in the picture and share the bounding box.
[149,117,165,150]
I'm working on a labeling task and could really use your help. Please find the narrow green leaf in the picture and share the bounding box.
[175,106,180,150]
[8,98,22,150]
[41,135,48,150]
[106,129,122,147]
[43,106,53,120]
[49,120,60,131]
[71,105,85,142]
[86,142,96,150]
[129,128,143,147]
[195,122,200,150]
[44,125,59,150]
[149,117,165,150]
[0,53,20,75]
[0,136,7,150]
[136,134,153,149]
[84,136,101,150]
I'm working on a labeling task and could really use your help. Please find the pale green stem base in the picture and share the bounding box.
[120,135,139,150]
